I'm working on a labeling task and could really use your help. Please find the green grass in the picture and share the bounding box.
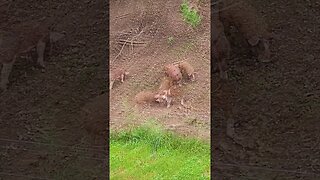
[170,40,196,58]
[168,36,174,46]
[110,122,210,180]
[180,0,201,28]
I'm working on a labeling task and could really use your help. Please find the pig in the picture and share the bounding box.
[0,19,64,91]
[157,76,174,92]
[174,61,195,81]
[152,77,174,107]
[134,90,160,105]
[212,8,231,80]
[218,0,272,62]
[164,64,183,85]
[109,68,129,90]
[155,85,187,108]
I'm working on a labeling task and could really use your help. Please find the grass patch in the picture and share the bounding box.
[168,36,174,46]
[110,122,210,180]
[180,0,201,28]
[170,40,196,58]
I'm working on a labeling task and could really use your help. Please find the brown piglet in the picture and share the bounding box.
[0,19,64,91]
[164,64,183,85]
[134,90,159,106]
[212,9,231,80]
[218,0,272,62]
[109,68,129,90]
[175,61,195,81]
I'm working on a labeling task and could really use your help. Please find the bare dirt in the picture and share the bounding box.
[109,0,211,140]
[0,0,108,179]
[212,0,320,179]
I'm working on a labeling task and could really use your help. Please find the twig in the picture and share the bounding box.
[213,84,222,92]
[115,13,130,20]
[112,36,130,63]
[112,29,145,63]
[130,29,144,53]
[116,42,146,47]
[117,39,146,44]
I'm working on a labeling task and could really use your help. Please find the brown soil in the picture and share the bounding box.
[0,0,108,179]
[212,0,320,179]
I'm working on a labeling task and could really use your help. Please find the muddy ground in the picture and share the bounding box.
[212,0,320,179]
[0,0,108,179]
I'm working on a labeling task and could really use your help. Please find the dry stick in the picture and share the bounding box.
[130,29,144,53]
[116,40,146,47]
[115,13,130,20]
[112,36,130,63]
[213,84,222,92]
[118,39,146,44]
[112,29,145,63]
[116,42,146,47]
[180,99,190,109]
[172,61,184,65]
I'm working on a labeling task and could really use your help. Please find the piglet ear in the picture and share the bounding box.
[248,36,260,46]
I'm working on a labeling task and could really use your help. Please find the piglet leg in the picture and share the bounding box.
[226,116,235,139]
[109,80,115,90]
[218,58,228,80]
[120,74,125,83]
[1,57,16,91]
[258,39,271,63]
[36,39,46,72]
[166,97,172,108]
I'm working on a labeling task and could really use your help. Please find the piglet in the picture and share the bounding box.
[174,61,196,81]
[218,0,272,62]
[212,9,231,80]
[0,19,64,91]
[164,64,183,85]
[109,68,129,90]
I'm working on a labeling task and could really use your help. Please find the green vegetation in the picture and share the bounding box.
[110,122,210,180]
[168,36,174,46]
[170,40,196,58]
[180,0,201,28]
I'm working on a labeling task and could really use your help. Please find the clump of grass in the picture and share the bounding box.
[168,36,174,46]
[180,0,201,28]
[110,122,210,179]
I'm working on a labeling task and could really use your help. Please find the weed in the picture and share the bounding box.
[168,36,174,46]
[180,0,201,28]
[170,40,196,58]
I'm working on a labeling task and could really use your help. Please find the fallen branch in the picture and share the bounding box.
[115,13,130,20]
[112,29,145,63]
[118,39,146,44]
[112,36,130,63]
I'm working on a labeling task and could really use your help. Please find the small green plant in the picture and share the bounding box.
[168,36,174,46]
[170,40,196,58]
[180,0,201,28]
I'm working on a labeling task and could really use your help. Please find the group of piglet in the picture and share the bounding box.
[134,61,195,108]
